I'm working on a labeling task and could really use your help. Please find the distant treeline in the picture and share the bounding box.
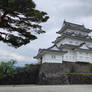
[0,60,39,77]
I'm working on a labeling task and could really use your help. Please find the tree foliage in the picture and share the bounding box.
[25,63,35,68]
[90,65,92,72]
[0,60,16,75]
[0,0,49,48]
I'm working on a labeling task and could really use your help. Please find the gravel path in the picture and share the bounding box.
[0,85,92,92]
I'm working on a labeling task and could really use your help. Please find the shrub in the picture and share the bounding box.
[90,65,92,72]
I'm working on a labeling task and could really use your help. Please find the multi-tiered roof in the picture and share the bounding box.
[53,21,92,43]
[34,21,92,59]
[57,21,92,34]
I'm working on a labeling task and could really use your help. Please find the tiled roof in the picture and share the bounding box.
[34,43,92,59]
[34,49,67,59]
[39,49,67,53]
[59,44,79,50]
[57,21,92,34]
[53,32,92,43]
[64,21,85,30]
[59,43,92,51]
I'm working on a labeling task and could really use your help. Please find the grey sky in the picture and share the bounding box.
[0,0,92,66]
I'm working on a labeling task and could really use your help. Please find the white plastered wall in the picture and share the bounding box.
[57,38,83,47]
[76,51,92,62]
[42,52,63,63]
[60,29,89,36]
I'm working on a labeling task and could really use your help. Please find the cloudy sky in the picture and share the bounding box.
[0,0,92,66]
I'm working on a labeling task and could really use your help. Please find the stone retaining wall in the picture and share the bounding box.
[0,65,40,85]
[67,74,92,84]
[39,63,69,84]
[62,61,92,73]
[38,62,92,84]
[0,62,92,85]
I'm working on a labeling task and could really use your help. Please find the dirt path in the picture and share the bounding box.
[0,85,92,92]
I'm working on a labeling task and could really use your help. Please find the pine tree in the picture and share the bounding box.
[0,0,49,48]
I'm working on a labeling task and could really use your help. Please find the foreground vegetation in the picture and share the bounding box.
[0,60,92,77]
[66,73,92,75]
[0,0,49,48]
[0,60,39,77]
[0,60,16,76]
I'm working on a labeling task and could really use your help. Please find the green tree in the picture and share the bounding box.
[25,63,34,67]
[0,0,49,48]
[0,60,16,75]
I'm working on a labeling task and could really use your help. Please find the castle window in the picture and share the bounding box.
[73,56,75,59]
[79,56,82,58]
[70,56,71,59]
[69,41,72,43]
[52,55,56,59]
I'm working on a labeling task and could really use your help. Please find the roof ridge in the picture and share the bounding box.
[57,21,92,34]
[79,42,85,47]
[64,21,84,27]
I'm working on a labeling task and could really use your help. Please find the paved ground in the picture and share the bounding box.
[0,85,92,92]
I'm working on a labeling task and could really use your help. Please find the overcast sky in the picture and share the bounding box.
[0,0,92,66]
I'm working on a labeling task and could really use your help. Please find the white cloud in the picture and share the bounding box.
[0,45,36,65]
[0,0,92,65]
[0,49,24,61]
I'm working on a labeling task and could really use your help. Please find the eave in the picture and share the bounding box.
[34,49,67,59]
[53,34,92,44]
[57,21,92,34]
[75,48,92,52]
[60,44,92,52]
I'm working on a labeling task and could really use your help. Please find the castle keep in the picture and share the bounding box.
[34,21,92,64]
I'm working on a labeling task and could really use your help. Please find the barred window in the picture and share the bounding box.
[52,55,56,59]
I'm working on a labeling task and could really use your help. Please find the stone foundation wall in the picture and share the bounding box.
[62,61,92,73]
[0,65,40,85]
[38,62,92,84]
[38,63,69,84]
[67,74,92,84]
[0,62,92,85]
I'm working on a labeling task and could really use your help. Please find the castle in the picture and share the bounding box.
[34,21,92,64]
